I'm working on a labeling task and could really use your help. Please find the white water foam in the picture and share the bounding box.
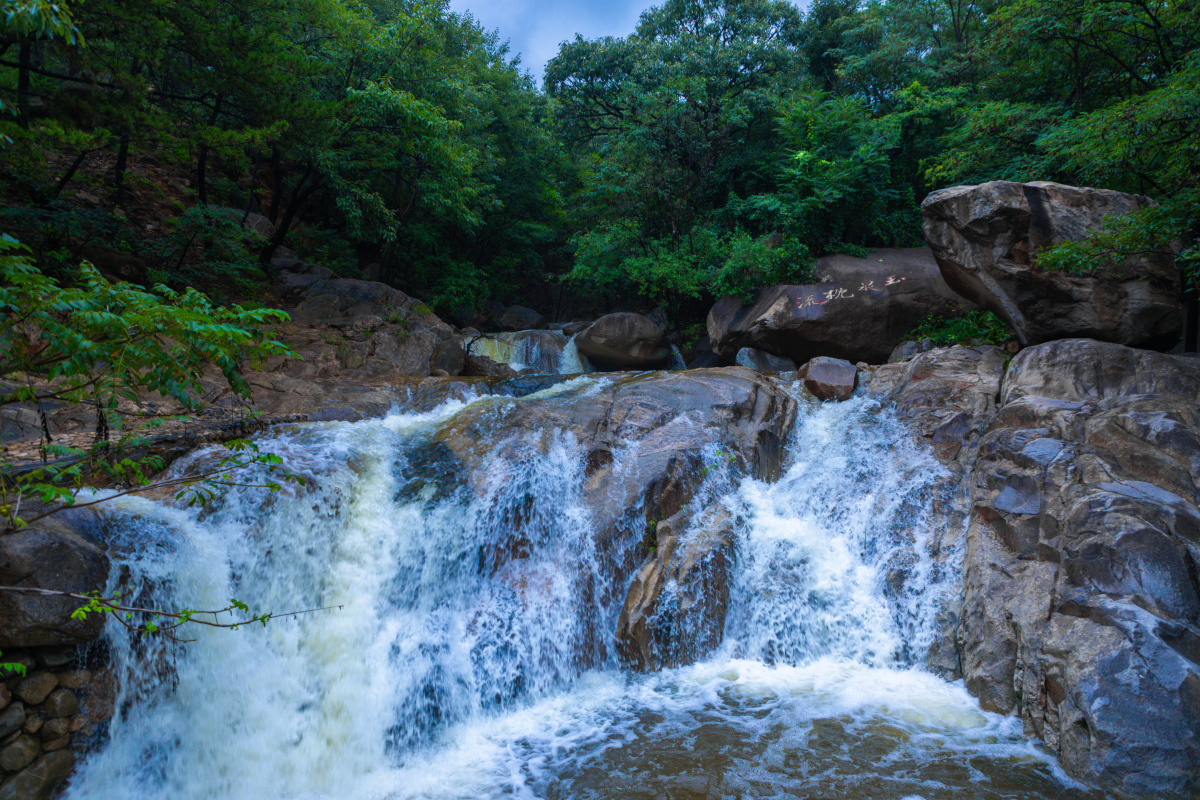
[65,391,1091,800]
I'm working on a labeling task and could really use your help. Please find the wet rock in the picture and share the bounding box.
[735,347,796,373]
[467,331,572,374]
[0,686,8,712]
[272,272,465,379]
[433,368,797,671]
[575,313,673,370]
[0,705,24,740]
[889,339,1200,797]
[462,353,519,379]
[797,357,857,402]
[52,670,89,692]
[35,719,67,743]
[617,507,734,670]
[39,736,68,754]
[0,735,39,772]
[32,647,73,670]
[12,675,56,707]
[0,518,108,648]
[870,344,1007,466]
[561,320,591,336]
[888,339,935,363]
[41,690,76,719]
[922,181,1182,349]
[0,751,74,800]
[685,336,722,369]
[707,247,974,364]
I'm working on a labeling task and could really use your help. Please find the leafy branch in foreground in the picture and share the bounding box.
[0,232,300,531]
[0,586,341,642]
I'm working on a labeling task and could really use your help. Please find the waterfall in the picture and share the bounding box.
[467,332,594,375]
[65,386,1090,800]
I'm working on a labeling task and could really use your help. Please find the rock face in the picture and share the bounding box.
[430,368,797,670]
[272,265,465,379]
[922,181,1182,349]
[798,356,858,402]
[0,516,108,647]
[874,339,1200,797]
[707,247,975,365]
[575,313,673,370]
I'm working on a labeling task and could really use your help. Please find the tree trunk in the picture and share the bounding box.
[1185,285,1199,353]
[196,96,224,207]
[16,40,31,124]
[51,149,92,198]
[111,129,130,204]
[242,154,261,224]
[268,145,284,223]
[258,162,318,269]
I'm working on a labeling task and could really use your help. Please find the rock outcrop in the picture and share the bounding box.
[875,339,1200,798]
[429,368,797,670]
[708,247,975,365]
[575,313,673,370]
[922,181,1182,349]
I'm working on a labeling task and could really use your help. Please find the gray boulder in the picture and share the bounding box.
[708,247,975,365]
[0,516,109,647]
[735,347,796,373]
[922,181,1182,349]
[274,274,465,379]
[575,313,673,370]
[494,305,546,332]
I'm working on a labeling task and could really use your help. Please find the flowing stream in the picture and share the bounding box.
[66,378,1101,800]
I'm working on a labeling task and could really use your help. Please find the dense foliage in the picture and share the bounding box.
[0,0,1196,326]
[0,234,299,531]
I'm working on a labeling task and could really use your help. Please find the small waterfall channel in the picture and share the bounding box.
[467,332,594,374]
[65,380,1098,800]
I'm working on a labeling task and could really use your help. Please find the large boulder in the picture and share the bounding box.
[708,247,975,365]
[493,305,547,332]
[575,313,673,370]
[0,515,109,647]
[922,181,1182,349]
[271,270,465,379]
[880,339,1200,797]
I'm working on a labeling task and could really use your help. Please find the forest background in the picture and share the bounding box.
[0,0,1197,332]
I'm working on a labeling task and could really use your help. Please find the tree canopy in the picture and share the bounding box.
[0,0,1195,326]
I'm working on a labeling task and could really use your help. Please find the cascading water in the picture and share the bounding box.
[66,384,1099,800]
[467,332,594,374]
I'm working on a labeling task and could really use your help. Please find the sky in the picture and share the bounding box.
[444,0,685,84]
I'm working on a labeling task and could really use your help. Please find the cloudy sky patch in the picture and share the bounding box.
[448,0,659,83]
